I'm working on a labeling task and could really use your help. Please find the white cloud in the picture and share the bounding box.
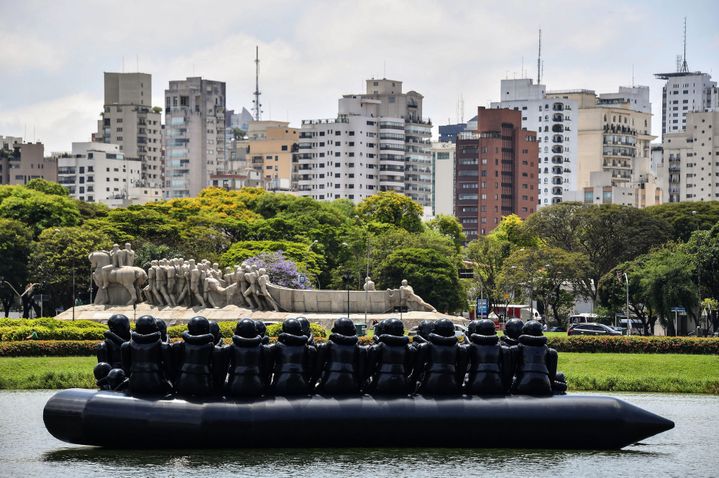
[0,93,101,152]
[0,31,66,73]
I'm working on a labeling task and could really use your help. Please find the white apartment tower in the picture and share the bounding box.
[431,141,455,216]
[95,73,163,196]
[296,79,432,209]
[655,70,718,137]
[164,77,227,198]
[491,79,578,207]
[660,110,719,202]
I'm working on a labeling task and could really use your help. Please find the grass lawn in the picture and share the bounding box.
[559,352,719,394]
[1,353,717,394]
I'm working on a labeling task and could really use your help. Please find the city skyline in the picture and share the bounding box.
[1,0,718,153]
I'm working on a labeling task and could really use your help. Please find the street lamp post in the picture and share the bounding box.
[623,272,630,336]
[72,268,76,321]
[364,234,370,327]
[342,271,352,321]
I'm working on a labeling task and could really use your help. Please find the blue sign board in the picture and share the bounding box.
[476,298,489,316]
[670,307,686,313]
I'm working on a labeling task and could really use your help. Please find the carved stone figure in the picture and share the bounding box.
[156,259,173,306]
[223,319,270,397]
[512,320,558,396]
[399,279,436,312]
[269,318,315,395]
[464,319,513,395]
[257,268,279,311]
[363,276,376,291]
[315,318,363,394]
[89,249,147,306]
[120,315,172,395]
[414,319,465,395]
[366,318,415,394]
[188,260,205,307]
[242,265,259,309]
[96,313,131,369]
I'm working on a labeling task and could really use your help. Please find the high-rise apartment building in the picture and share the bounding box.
[0,136,56,185]
[491,79,578,207]
[296,79,432,209]
[431,141,455,216]
[164,77,227,198]
[545,87,657,206]
[438,123,467,143]
[454,108,538,239]
[95,73,163,197]
[57,142,158,207]
[242,121,298,191]
[659,110,719,202]
[654,70,718,137]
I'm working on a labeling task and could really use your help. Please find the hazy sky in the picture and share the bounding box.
[1,0,717,153]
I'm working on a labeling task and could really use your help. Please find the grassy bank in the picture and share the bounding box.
[559,352,719,394]
[1,353,717,393]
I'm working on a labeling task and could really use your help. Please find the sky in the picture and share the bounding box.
[1,0,718,153]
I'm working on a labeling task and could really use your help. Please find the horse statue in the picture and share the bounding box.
[89,251,148,306]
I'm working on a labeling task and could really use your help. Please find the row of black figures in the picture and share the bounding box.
[95,314,567,398]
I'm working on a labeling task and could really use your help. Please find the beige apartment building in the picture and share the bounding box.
[95,73,163,198]
[245,121,297,191]
[660,110,719,202]
[0,136,57,185]
[547,88,661,207]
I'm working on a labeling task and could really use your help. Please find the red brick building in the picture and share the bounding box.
[454,107,538,239]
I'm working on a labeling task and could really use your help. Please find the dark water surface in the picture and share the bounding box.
[0,390,716,477]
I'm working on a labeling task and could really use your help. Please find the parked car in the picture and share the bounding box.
[547,326,566,332]
[567,323,622,336]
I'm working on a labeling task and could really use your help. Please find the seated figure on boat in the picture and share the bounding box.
[411,320,435,347]
[414,319,466,395]
[464,319,513,395]
[268,318,316,395]
[223,319,271,397]
[94,362,113,391]
[366,318,415,394]
[315,318,364,395]
[97,313,131,369]
[209,320,223,346]
[172,316,223,397]
[254,320,270,344]
[120,315,172,396]
[501,318,524,347]
[297,316,315,347]
[512,320,558,396]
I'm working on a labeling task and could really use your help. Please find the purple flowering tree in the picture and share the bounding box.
[244,251,313,289]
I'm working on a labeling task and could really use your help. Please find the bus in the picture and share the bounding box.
[489,304,541,327]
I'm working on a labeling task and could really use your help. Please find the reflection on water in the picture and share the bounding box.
[1,390,717,478]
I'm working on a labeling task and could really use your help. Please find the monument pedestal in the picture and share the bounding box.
[54,304,466,328]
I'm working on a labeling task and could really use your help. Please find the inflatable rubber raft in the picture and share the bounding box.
[43,389,674,449]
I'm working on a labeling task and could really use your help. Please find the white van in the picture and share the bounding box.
[568,313,599,325]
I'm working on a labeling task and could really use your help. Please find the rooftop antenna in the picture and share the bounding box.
[680,17,688,72]
[632,64,635,87]
[122,56,125,73]
[460,94,465,123]
[537,28,542,84]
[252,45,262,121]
[521,56,524,78]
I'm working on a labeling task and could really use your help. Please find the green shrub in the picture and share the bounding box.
[0,340,98,357]
[265,322,327,338]
[548,335,719,354]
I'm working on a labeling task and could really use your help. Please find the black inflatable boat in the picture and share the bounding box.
[43,389,674,449]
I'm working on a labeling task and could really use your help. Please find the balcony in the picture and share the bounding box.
[552,187,563,196]
[552,124,564,133]
[552,103,564,111]
[552,135,564,143]
[551,155,563,164]
[552,113,564,122]
[552,145,564,154]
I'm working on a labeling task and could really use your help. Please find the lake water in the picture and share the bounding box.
[0,390,716,477]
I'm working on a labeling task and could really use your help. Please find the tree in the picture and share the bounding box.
[220,240,323,279]
[0,186,81,236]
[28,226,112,313]
[598,258,657,335]
[426,214,466,251]
[376,247,464,313]
[526,203,669,305]
[646,201,719,242]
[0,219,33,316]
[499,246,589,327]
[243,251,312,289]
[24,178,68,196]
[356,191,423,233]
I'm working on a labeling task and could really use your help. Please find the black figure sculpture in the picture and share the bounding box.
[223,319,270,397]
[297,316,315,347]
[209,320,223,346]
[106,368,128,391]
[120,315,172,395]
[156,319,169,344]
[414,319,465,395]
[553,371,568,394]
[372,319,387,344]
[465,319,513,395]
[501,318,524,347]
[254,320,270,345]
[268,318,316,395]
[172,316,222,397]
[512,320,558,396]
[315,317,364,394]
[97,314,131,369]
[366,318,415,394]
[94,362,112,390]
[412,320,435,346]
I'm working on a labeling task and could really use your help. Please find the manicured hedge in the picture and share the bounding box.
[548,335,719,355]
[0,340,98,357]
